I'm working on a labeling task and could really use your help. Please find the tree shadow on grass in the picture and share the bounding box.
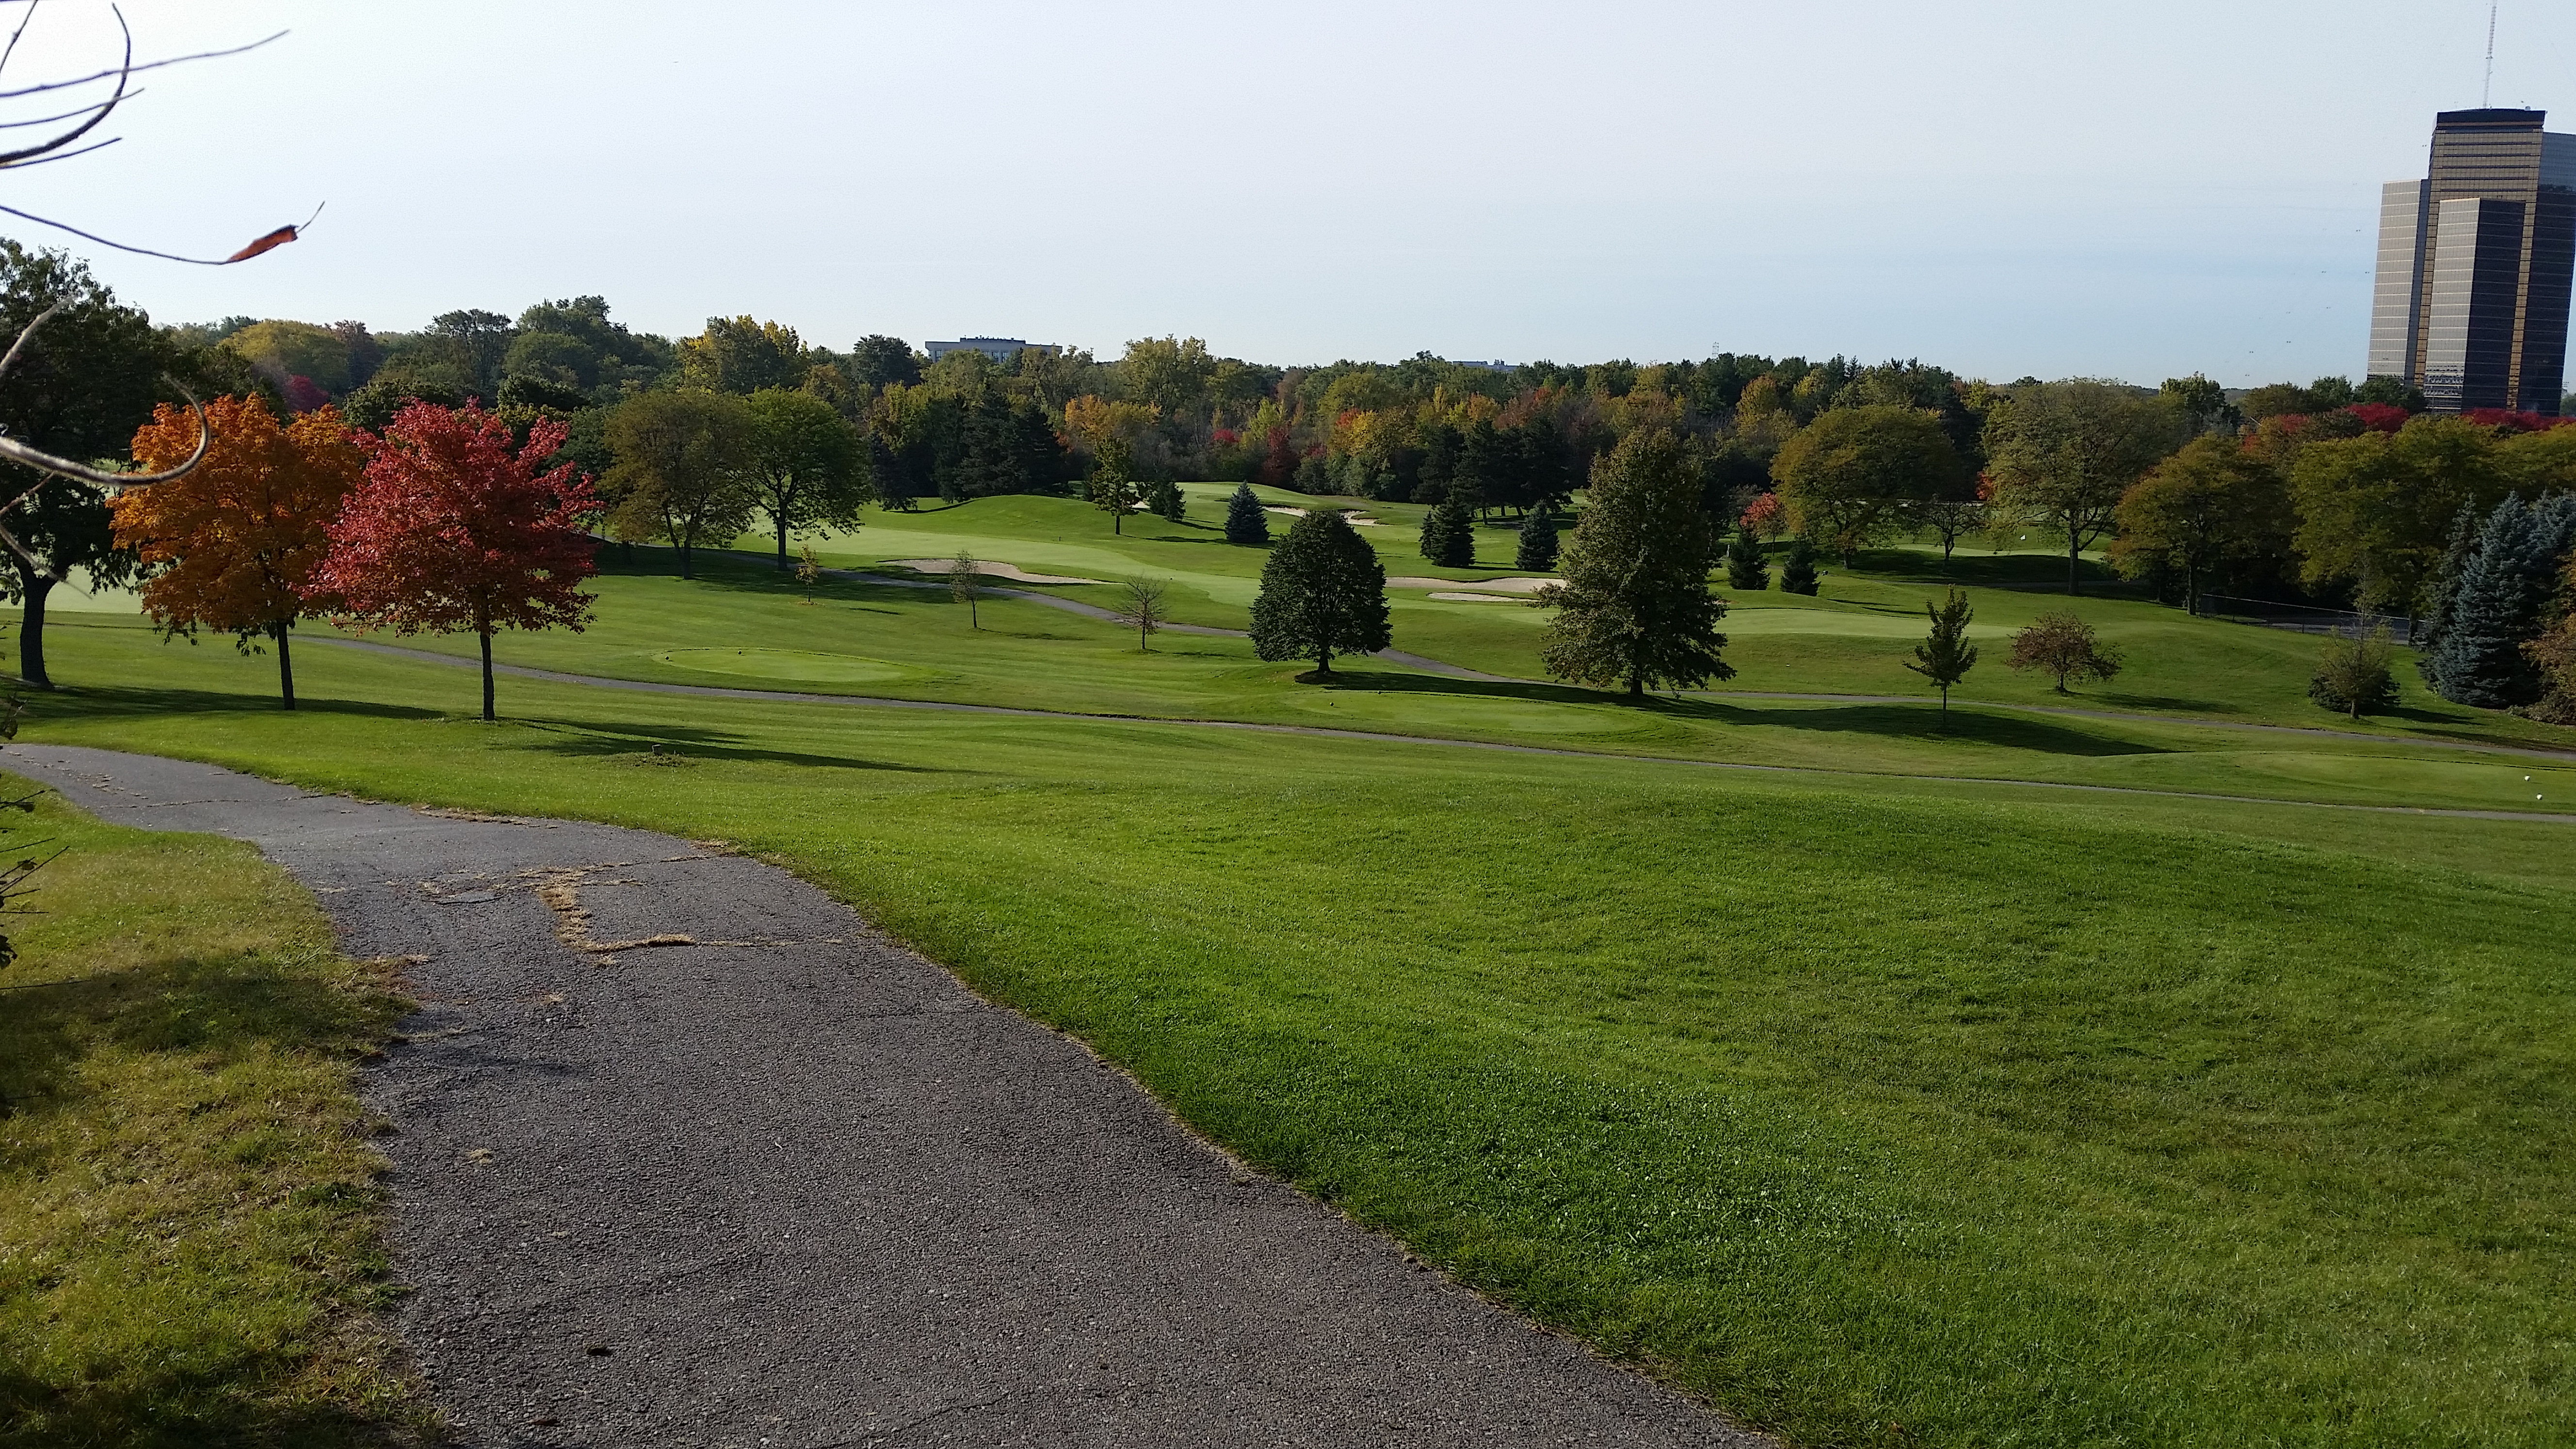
[27,682,444,727]
[0,949,423,1449]
[510,718,950,774]
[1314,670,2166,757]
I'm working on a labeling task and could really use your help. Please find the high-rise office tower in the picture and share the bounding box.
[2366,109,2576,414]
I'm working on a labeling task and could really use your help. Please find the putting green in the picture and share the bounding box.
[653,647,928,688]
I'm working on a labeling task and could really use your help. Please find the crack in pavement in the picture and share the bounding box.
[0,742,1767,1449]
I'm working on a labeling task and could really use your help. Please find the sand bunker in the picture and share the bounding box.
[1265,507,1383,526]
[1386,576,1560,594]
[1428,592,1523,603]
[884,560,1105,585]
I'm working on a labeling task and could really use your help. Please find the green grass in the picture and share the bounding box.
[11,613,2575,1448]
[272,531,2576,818]
[0,784,427,1446]
[734,492,2576,749]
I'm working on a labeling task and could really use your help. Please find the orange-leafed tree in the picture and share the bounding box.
[113,397,362,708]
[310,401,598,721]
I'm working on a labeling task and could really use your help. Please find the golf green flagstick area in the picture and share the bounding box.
[11,491,2575,1447]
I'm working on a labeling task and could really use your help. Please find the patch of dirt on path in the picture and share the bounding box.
[1,743,1768,1449]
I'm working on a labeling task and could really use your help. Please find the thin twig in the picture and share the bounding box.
[0,200,314,265]
[0,92,130,130]
[0,0,44,88]
[0,133,111,168]
[0,25,280,100]
[0,0,121,168]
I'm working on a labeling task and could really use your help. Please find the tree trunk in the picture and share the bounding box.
[1938,686,1948,727]
[1628,669,1644,699]
[776,513,790,568]
[2065,519,2083,595]
[678,536,694,580]
[1315,644,1333,676]
[478,623,496,722]
[274,621,296,710]
[16,573,49,689]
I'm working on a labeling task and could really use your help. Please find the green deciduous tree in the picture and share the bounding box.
[743,387,865,566]
[0,243,166,688]
[2007,611,2123,694]
[2109,434,2291,613]
[1904,587,1979,724]
[2290,415,2508,613]
[605,390,756,579]
[1770,404,1964,565]
[1983,380,2189,594]
[681,316,809,394]
[1534,428,1733,697]
[1250,510,1389,676]
[948,549,985,628]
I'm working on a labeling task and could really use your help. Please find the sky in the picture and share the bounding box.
[3,0,2574,386]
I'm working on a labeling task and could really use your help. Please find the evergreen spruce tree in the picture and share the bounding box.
[1224,481,1271,545]
[1724,523,1769,590]
[1250,510,1391,676]
[1780,537,1820,596]
[2414,502,2481,684]
[1147,475,1185,523]
[1515,507,1560,571]
[1420,497,1475,567]
[2423,494,2576,708]
[1534,428,1733,698]
[1903,587,1978,725]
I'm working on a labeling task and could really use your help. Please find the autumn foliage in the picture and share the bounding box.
[310,401,598,720]
[113,397,365,707]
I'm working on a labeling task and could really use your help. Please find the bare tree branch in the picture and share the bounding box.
[0,380,206,496]
[0,308,210,494]
[0,0,45,88]
[0,22,280,100]
[0,0,119,169]
[0,200,314,265]
[0,93,129,130]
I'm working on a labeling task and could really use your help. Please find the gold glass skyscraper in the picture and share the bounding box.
[2367,109,2576,414]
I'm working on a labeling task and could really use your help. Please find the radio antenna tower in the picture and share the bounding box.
[2483,2,2498,106]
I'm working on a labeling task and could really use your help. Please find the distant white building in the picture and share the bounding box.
[925,337,1060,363]
[1455,359,1516,372]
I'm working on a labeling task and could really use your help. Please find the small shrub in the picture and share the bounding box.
[2310,627,2399,719]
[2007,612,2124,694]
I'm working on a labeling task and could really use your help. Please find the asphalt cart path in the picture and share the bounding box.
[4,743,1765,1449]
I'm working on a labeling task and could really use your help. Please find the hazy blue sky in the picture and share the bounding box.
[7,0,2574,385]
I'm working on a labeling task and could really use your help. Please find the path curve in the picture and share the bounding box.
[311,638,2576,825]
[2,742,1766,1449]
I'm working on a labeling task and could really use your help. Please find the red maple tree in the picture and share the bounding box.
[311,401,598,721]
